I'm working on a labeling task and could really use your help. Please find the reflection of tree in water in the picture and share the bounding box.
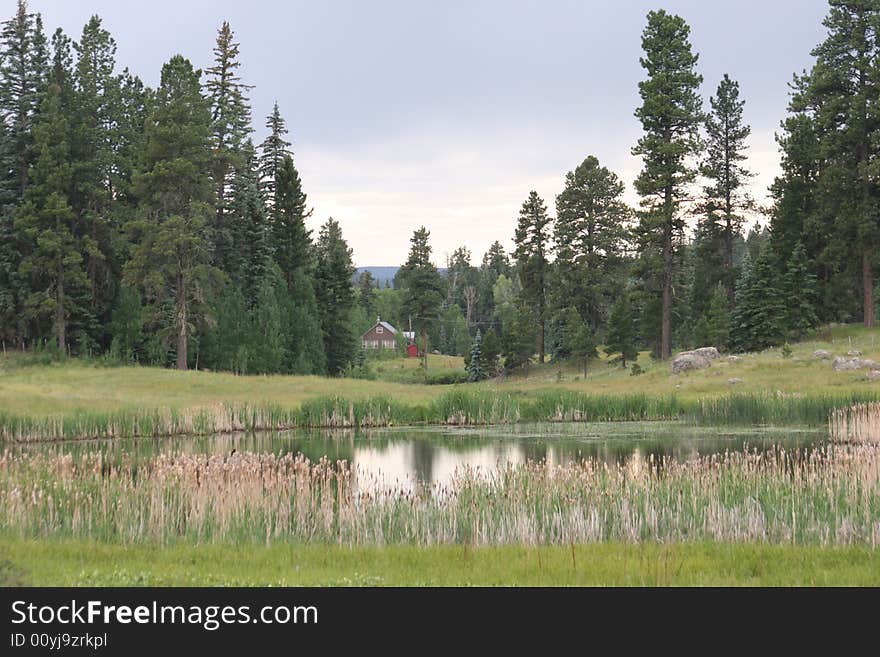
[410,440,436,484]
[519,441,548,463]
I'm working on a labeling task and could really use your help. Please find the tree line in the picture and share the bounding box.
[1,2,878,378]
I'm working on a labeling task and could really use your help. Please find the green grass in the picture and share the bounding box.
[2,537,878,586]
[2,324,880,441]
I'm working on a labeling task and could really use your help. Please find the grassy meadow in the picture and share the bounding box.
[2,324,880,586]
[3,539,879,586]
[1,324,880,441]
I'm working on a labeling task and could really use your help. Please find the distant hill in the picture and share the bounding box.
[353,267,399,287]
[353,266,450,288]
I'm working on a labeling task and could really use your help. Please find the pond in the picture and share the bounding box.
[10,422,828,491]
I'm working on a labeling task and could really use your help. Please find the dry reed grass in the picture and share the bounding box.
[2,443,878,547]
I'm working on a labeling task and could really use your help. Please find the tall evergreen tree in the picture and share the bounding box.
[730,247,788,352]
[14,83,85,351]
[397,227,445,353]
[205,21,253,274]
[314,218,356,375]
[702,74,753,304]
[125,56,217,370]
[632,10,704,359]
[0,0,47,200]
[271,154,312,288]
[513,191,552,363]
[229,142,271,304]
[553,156,630,332]
[466,329,486,382]
[783,240,820,340]
[258,101,292,208]
[73,15,119,340]
[605,293,638,368]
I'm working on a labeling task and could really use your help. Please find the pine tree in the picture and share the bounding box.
[125,56,217,370]
[205,21,253,274]
[703,283,731,351]
[108,284,144,362]
[314,218,356,375]
[258,101,292,208]
[357,270,377,317]
[730,247,788,352]
[229,141,271,303]
[783,241,819,340]
[553,156,630,332]
[561,307,597,377]
[0,0,47,200]
[702,74,752,305]
[480,327,500,375]
[812,1,880,328]
[397,227,445,354]
[605,293,638,368]
[73,15,119,340]
[271,154,312,289]
[513,191,552,363]
[14,82,86,351]
[632,10,704,359]
[466,329,485,382]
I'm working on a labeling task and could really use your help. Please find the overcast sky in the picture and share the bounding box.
[31,0,829,266]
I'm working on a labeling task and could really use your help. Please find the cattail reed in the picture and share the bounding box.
[830,403,880,444]
[4,391,879,442]
[2,443,878,547]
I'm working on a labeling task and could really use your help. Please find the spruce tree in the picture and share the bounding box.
[561,307,597,377]
[397,227,445,354]
[205,21,253,274]
[314,218,356,375]
[480,327,500,375]
[125,56,217,370]
[272,154,312,289]
[258,101,292,208]
[0,0,46,200]
[553,156,630,332]
[702,74,752,305]
[783,240,819,340]
[513,191,552,363]
[466,329,485,382]
[632,10,704,359]
[14,83,85,351]
[605,293,638,368]
[73,15,119,337]
[704,283,731,351]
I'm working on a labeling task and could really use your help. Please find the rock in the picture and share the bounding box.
[833,357,879,372]
[671,352,711,374]
[833,357,861,371]
[867,370,880,382]
[691,347,721,360]
[848,350,863,357]
[728,378,744,385]
[726,355,742,363]
[813,350,832,360]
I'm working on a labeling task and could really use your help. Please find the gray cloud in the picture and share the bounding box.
[32,0,829,264]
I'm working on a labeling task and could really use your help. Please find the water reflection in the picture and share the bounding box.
[10,422,827,491]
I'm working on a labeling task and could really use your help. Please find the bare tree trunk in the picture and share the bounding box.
[865,250,875,328]
[661,218,673,361]
[176,271,188,370]
[56,275,66,352]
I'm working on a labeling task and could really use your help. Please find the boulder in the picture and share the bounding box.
[726,355,742,363]
[728,378,744,385]
[867,370,880,382]
[813,350,832,360]
[833,357,879,372]
[833,357,861,371]
[848,350,863,357]
[671,352,711,374]
[691,347,721,360]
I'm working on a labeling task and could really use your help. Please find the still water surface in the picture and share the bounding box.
[14,422,827,489]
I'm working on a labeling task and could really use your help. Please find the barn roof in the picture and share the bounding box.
[361,316,399,338]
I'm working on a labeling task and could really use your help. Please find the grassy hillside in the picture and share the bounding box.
[3,325,879,415]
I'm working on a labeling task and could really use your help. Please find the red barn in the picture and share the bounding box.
[407,343,420,358]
